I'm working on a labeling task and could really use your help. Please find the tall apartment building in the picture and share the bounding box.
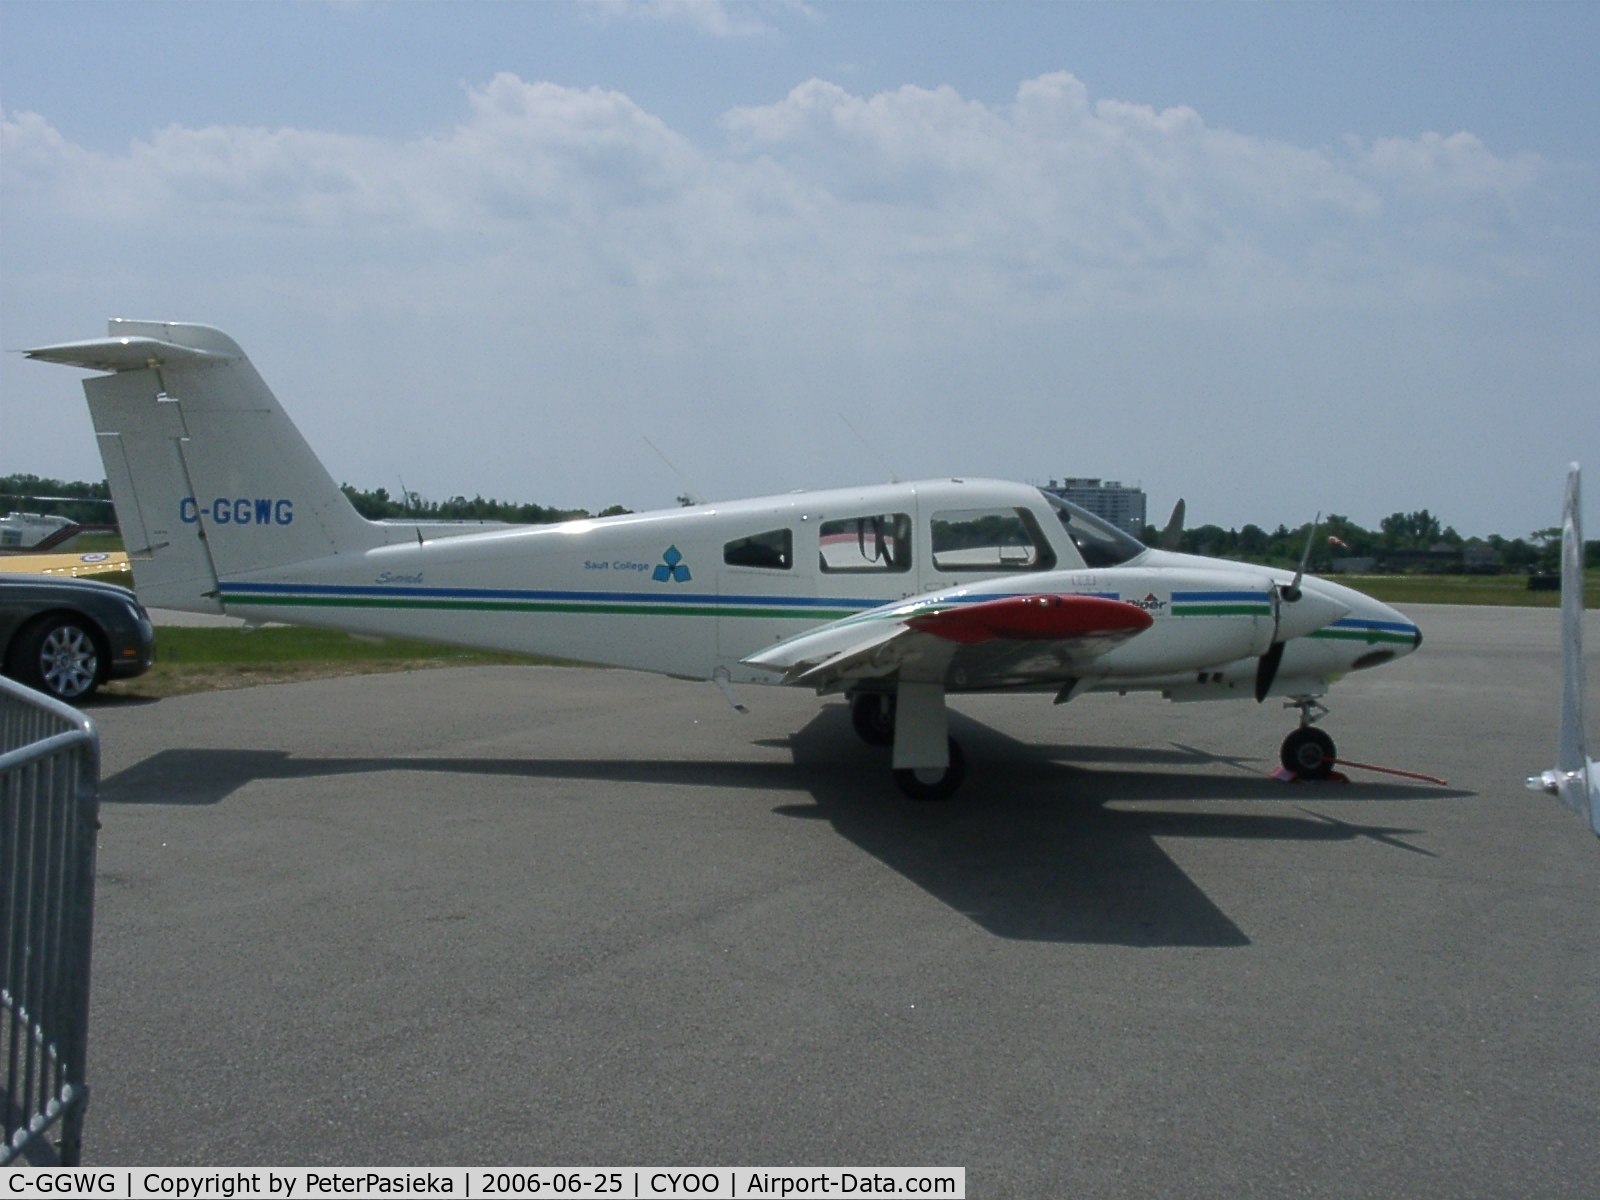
[1041,477,1147,538]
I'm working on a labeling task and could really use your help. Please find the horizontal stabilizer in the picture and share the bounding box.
[26,336,236,373]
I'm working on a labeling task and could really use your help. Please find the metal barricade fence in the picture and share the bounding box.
[0,675,100,1166]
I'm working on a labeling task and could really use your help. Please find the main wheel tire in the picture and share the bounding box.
[18,615,105,703]
[1281,726,1336,779]
[893,737,966,801]
[851,692,896,746]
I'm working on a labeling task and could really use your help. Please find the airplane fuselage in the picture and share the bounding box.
[213,478,1418,699]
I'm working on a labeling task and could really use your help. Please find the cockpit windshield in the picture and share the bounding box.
[1039,490,1150,568]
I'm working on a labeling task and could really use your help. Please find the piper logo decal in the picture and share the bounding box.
[653,546,691,583]
[180,497,293,526]
[1129,592,1167,612]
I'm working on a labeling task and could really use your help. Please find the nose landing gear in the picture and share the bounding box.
[1280,696,1336,779]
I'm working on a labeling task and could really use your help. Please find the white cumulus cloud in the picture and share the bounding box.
[1,71,1583,532]
[2,70,1549,320]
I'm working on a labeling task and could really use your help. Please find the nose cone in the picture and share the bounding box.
[1369,598,1423,657]
[1275,587,1351,641]
[1300,579,1423,661]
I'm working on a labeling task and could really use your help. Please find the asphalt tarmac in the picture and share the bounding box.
[77,603,1598,1194]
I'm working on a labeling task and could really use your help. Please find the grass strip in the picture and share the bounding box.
[101,625,570,699]
[1332,571,1599,609]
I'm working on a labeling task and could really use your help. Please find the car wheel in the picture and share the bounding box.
[19,615,105,703]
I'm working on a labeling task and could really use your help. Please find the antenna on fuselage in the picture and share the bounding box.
[642,436,703,506]
[398,474,424,546]
[838,413,901,485]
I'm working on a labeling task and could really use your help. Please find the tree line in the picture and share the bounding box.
[0,475,629,528]
[336,484,630,524]
[1145,508,1600,573]
[0,474,115,526]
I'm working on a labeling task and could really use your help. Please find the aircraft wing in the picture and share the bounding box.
[742,593,1154,693]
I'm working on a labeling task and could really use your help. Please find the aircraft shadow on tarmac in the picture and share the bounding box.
[100,705,1469,949]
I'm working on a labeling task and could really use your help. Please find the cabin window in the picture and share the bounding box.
[818,513,912,573]
[931,507,1057,572]
[724,528,793,570]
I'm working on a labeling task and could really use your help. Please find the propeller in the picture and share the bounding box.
[1255,513,1319,702]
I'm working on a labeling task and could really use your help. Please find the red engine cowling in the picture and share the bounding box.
[907,594,1153,645]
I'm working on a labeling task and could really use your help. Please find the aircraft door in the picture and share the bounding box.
[716,509,817,677]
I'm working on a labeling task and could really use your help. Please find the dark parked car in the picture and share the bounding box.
[1,574,155,703]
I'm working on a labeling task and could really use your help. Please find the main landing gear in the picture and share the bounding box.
[850,690,966,801]
[851,692,896,746]
[894,738,966,801]
[1280,696,1336,779]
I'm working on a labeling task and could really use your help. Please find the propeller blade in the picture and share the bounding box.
[1258,518,1345,701]
[1282,512,1321,601]
[1255,640,1286,702]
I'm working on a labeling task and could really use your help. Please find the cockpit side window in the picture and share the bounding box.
[818,513,912,573]
[724,528,793,570]
[1039,490,1149,568]
[930,507,1058,573]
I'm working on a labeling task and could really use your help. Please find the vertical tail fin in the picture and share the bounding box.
[27,320,384,611]
[1527,463,1598,837]
[1159,498,1186,551]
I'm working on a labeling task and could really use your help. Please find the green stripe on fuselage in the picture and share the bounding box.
[1170,603,1273,617]
[1307,627,1416,645]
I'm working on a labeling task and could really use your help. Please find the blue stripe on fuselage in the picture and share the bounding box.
[221,580,877,609]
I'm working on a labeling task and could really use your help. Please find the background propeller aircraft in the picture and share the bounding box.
[29,320,1423,797]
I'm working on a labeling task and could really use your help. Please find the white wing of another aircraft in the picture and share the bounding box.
[1527,464,1600,836]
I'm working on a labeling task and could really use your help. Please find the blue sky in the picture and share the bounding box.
[3,1,1596,535]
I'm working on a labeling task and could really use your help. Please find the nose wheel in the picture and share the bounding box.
[1281,727,1336,779]
[1280,695,1336,779]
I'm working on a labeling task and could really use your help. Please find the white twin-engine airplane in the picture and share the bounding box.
[29,320,1423,798]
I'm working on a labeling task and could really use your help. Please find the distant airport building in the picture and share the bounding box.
[1041,478,1147,538]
